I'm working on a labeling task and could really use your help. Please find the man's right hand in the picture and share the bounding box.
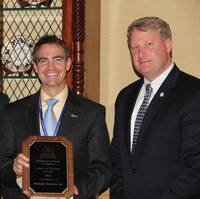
[74,185,79,195]
[13,153,29,177]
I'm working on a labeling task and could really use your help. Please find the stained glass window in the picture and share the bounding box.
[0,0,63,101]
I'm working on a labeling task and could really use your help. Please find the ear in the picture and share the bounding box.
[66,57,72,72]
[33,62,38,74]
[164,38,172,54]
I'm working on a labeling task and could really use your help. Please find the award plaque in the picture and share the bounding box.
[22,136,74,198]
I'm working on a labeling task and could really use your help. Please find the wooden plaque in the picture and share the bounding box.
[22,136,74,198]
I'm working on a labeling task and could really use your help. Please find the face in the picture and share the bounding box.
[130,29,172,81]
[34,43,71,94]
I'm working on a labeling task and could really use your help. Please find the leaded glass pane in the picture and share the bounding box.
[0,0,63,102]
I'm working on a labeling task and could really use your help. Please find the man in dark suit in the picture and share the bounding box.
[110,16,200,199]
[0,35,111,199]
[0,92,9,196]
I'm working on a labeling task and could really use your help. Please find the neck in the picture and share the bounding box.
[41,85,66,97]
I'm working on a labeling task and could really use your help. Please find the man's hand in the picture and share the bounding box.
[13,153,29,177]
[13,154,78,197]
[74,185,79,195]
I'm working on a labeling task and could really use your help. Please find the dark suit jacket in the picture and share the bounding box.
[0,92,9,196]
[111,65,200,199]
[0,92,9,112]
[0,90,111,199]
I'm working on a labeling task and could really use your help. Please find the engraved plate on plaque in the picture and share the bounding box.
[22,136,74,198]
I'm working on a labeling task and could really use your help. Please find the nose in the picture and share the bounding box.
[138,46,146,58]
[47,60,54,69]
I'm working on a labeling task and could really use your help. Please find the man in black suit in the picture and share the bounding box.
[0,92,9,196]
[0,35,111,199]
[110,16,200,199]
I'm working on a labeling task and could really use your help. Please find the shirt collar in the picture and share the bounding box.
[144,63,174,94]
[40,86,68,105]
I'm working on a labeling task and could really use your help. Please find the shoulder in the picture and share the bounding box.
[171,64,200,90]
[68,91,105,113]
[0,92,9,102]
[115,79,142,102]
[176,70,200,97]
[0,92,9,111]
[0,92,8,98]
[178,70,200,86]
[166,66,200,105]
[0,92,9,110]
[6,92,39,112]
[119,80,141,94]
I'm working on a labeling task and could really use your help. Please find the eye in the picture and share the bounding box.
[146,42,154,48]
[38,58,47,64]
[54,57,64,63]
[131,45,139,52]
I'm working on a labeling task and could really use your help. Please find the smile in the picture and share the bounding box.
[46,71,58,76]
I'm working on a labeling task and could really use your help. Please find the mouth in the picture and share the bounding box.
[45,71,58,78]
[139,59,151,65]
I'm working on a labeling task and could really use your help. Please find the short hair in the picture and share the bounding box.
[127,17,172,48]
[32,34,69,63]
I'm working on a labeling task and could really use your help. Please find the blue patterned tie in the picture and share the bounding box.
[131,83,153,153]
[43,98,58,136]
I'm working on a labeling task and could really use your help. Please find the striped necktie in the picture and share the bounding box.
[131,83,153,153]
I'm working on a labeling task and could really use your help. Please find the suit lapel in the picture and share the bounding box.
[57,90,81,137]
[132,65,180,167]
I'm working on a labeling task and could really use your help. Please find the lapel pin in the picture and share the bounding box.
[70,113,78,118]
[160,92,164,97]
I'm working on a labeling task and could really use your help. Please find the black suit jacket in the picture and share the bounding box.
[111,65,200,199]
[0,90,111,199]
[0,92,9,112]
[0,92,9,196]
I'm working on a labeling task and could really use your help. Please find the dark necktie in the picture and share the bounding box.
[43,98,58,136]
[131,83,153,153]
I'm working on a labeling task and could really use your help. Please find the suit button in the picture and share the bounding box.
[132,169,136,174]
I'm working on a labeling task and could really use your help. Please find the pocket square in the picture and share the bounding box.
[70,113,78,118]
